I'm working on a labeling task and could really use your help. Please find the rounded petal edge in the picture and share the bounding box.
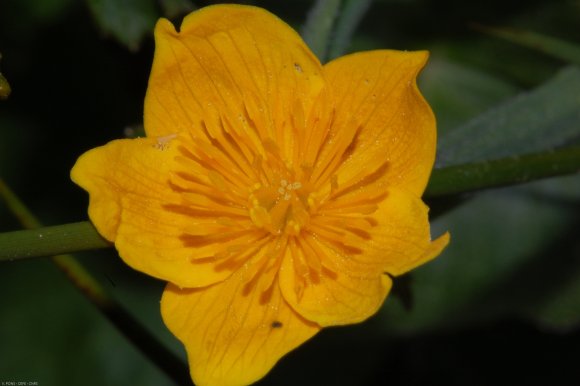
[321,49,436,197]
[144,3,327,150]
[279,253,393,327]
[367,188,450,277]
[71,139,139,241]
[162,272,320,386]
[70,136,240,288]
[395,231,450,276]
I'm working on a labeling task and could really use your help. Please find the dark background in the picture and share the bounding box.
[1,1,579,385]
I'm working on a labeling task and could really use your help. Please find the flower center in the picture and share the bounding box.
[248,178,312,236]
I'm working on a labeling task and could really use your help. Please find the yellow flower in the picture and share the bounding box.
[71,4,449,386]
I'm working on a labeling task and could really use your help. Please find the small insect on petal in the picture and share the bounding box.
[154,134,177,150]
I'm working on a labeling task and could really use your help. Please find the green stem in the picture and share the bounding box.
[0,221,110,260]
[425,146,580,197]
[0,178,40,228]
[328,0,374,59]
[300,0,342,61]
[0,179,190,386]
[1,147,579,261]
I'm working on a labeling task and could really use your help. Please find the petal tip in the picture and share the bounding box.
[155,17,178,37]
[403,50,430,74]
[416,50,430,71]
[416,230,450,270]
[414,49,430,62]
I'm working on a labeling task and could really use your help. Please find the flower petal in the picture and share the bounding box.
[145,4,331,172]
[278,188,447,326]
[161,268,320,386]
[319,50,436,196]
[322,187,449,277]
[367,188,449,276]
[279,243,392,326]
[71,136,249,287]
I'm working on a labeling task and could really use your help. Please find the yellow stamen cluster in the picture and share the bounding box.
[248,177,312,236]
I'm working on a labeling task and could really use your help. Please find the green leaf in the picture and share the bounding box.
[300,0,342,61]
[327,0,374,60]
[0,258,176,386]
[475,25,580,66]
[437,66,580,167]
[420,57,520,134]
[86,0,158,51]
[378,175,580,334]
[0,179,189,385]
[159,0,197,19]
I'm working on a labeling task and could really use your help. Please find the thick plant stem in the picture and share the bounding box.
[425,146,580,197]
[1,146,579,261]
[0,221,110,260]
[0,179,191,386]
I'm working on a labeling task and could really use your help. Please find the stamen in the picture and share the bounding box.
[248,176,312,236]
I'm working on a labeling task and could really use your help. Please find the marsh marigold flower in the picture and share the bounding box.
[71,4,449,386]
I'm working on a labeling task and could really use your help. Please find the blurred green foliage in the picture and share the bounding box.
[436,66,580,166]
[86,0,158,51]
[1,0,579,385]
